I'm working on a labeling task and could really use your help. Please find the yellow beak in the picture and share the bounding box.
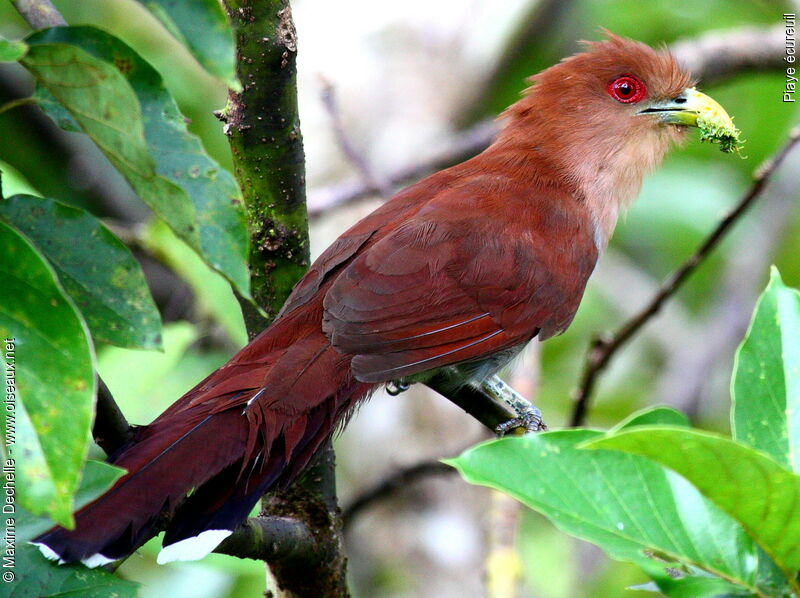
[637,88,741,153]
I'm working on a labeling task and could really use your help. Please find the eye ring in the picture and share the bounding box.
[607,74,647,104]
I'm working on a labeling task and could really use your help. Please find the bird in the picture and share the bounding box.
[34,33,736,567]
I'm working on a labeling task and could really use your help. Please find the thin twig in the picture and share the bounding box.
[656,147,800,415]
[570,129,800,427]
[11,0,65,28]
[319,76,391,198]
[308,24,788,218]
[456,0,579,126]
[308,119,496,218]
[342,461,455,531]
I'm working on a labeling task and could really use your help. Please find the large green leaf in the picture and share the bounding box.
[586,427,800,584]
[732,267,800,472]
[0,35,26,62]
[448,431,773,595]
[0,194,162,350]
[10,543,138,598]
[21,26,250,297]
[135,0,237,87]
[0,221,94,526]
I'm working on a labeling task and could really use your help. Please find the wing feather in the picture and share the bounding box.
[323,181,599,383]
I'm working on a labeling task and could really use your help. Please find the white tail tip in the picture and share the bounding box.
[81,553,116,568]
[31,542,66,565]
[32,541,115,568]
[157,529,232,564]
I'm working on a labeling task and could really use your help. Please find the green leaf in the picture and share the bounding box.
[732,267,800,472]
[0,221,94,526]
[637,575,752,597]
[612,405,690,432]
[31,87,79,132]
[145,219,246,346]
[586,427,800,584]
[18,460,126,542]
[22,26,250,297]
[0,35,27,62]
[448,431,771,595]
[0,195,162,349]
[11,543,138,598]
[135,0,237,87]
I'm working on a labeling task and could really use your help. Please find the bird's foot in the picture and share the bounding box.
[495,405,548,437]
[478,374,547,436]
[386,380,412,396]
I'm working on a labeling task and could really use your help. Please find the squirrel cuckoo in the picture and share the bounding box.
[34,34,735,566]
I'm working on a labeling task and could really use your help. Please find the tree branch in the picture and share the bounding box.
[319,77,391,198]
[570,128,800,427]
[256,440,349,597]
[342,461,456,531]
[220,1,348,595]
[308,25,789,218]
[345,347,542,529]
[425,373,519,433]
[223,0,311,332]
[656,147,800,415]
[669,24,788,86]
[214,516,315,561]
[10,0,65,28]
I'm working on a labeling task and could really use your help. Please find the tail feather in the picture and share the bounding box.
[158,403,334,563]
[32,332,373,567]
[34,407,250,564]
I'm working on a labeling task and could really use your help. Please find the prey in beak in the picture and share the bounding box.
[638,88,742,153]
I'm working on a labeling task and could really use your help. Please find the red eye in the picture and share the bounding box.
[607,74,646,104]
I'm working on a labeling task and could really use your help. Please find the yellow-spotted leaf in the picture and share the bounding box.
[0,195,162,349]
[0,221,94,526]
[22,27,250,297]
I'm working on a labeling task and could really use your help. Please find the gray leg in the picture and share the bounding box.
[477,375,547,436]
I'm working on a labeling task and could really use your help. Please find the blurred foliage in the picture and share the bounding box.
[1,0,799,596]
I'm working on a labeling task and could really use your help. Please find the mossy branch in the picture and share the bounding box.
[220,1,349,596]
[223,0,310,335]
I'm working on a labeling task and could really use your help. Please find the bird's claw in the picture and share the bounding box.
[386,380,411,396]
[495,406,547,437]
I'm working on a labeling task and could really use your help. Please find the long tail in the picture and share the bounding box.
[33,330,370,567]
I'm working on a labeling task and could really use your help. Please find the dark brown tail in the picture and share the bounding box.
[33,336,369,566]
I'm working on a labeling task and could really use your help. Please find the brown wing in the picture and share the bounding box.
[279,169,460,318]
[322,181,599,384]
